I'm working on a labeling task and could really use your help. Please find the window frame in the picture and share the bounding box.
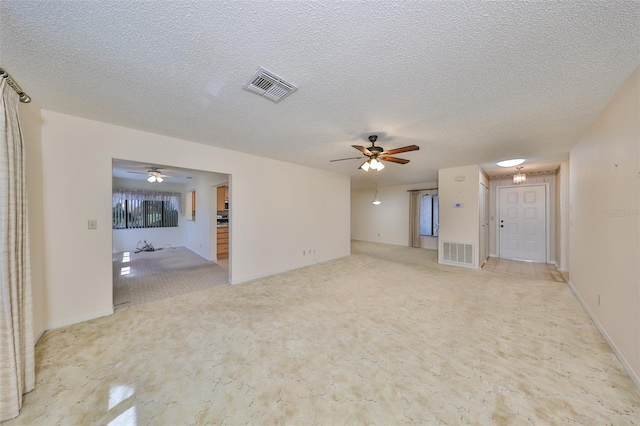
[419,193,439,237]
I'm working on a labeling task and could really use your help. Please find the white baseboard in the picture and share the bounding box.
[567,280,640,391]
[47,308,114,331]
[34,328,46,345]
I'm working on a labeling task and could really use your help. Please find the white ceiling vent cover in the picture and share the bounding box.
[243,67,298,103]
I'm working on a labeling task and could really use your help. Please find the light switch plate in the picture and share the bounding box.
[88,219,97,230]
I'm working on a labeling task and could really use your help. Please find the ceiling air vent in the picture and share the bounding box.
[243,67,298,103]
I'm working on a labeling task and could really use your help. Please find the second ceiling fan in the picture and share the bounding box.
[330,135,420,171]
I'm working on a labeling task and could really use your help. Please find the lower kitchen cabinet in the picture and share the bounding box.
[217,227,229,258]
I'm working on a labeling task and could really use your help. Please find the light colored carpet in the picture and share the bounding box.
[113,246,228,309]
[7,241,639,424]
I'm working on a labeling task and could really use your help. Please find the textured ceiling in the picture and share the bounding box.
[1,1,638,188]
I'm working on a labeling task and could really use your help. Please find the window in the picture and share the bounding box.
[112,189,181,229]
[419,194,439,236]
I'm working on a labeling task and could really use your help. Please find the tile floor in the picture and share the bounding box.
[215,256,229,270]
[482,256,566,282]
[7,242,639,425]
[112,246,228,309]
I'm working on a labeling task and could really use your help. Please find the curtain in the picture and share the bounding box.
[0,78,35,421]
[409,191,420,247]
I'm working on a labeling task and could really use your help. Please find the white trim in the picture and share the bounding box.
[47,309,114,330]
[567,280,640,391]
[34,328,46,345]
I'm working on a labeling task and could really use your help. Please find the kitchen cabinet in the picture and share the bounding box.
[217,226,229,258]
[186,190,196,221]
[217,186,228,211]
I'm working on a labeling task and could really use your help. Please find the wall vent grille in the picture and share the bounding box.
[243,67,298,103]
[442,242,474,266]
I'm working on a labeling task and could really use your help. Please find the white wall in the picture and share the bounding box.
[20,99,46,342]
[569,66,640,386]
[555,162,570,273]
[351,181,439,249]
[183,173,228,260]
[438,165,480,268]
[34,110,351,329]
[111,177,189,253]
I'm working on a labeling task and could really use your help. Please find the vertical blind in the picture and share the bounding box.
[112,189,182,229]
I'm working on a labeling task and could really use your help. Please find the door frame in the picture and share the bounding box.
[496,182,550,263]
[479,182,489,267]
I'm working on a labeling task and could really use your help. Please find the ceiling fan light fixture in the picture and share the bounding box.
[332,134,418,171]
[147,170,164,183]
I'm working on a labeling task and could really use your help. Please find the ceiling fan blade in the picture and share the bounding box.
[127,171,147,175]
[382,145,420,155]
[380,156,410,164]
[329,157,365,162]
[352,145,373,156]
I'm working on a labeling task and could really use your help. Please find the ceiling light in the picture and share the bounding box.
[513,167,527,184]
[372,183,381,205]
[497,159,525,168]
[147,170,164,183]
[359,157,386,172]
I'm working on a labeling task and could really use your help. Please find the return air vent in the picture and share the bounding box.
[441,242,474,266]
[243,67,298,103]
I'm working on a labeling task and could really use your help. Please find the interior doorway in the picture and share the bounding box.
[498,185,547,262]
[111,158,230,309]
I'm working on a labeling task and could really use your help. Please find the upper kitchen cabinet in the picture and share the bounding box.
[186,190,196,221]
[217,185,228,211]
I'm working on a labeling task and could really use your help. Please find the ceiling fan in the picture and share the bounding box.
[330,135,420,171]
[127,167,171,183]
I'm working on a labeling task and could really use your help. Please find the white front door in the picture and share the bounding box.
[498,185,546,262]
